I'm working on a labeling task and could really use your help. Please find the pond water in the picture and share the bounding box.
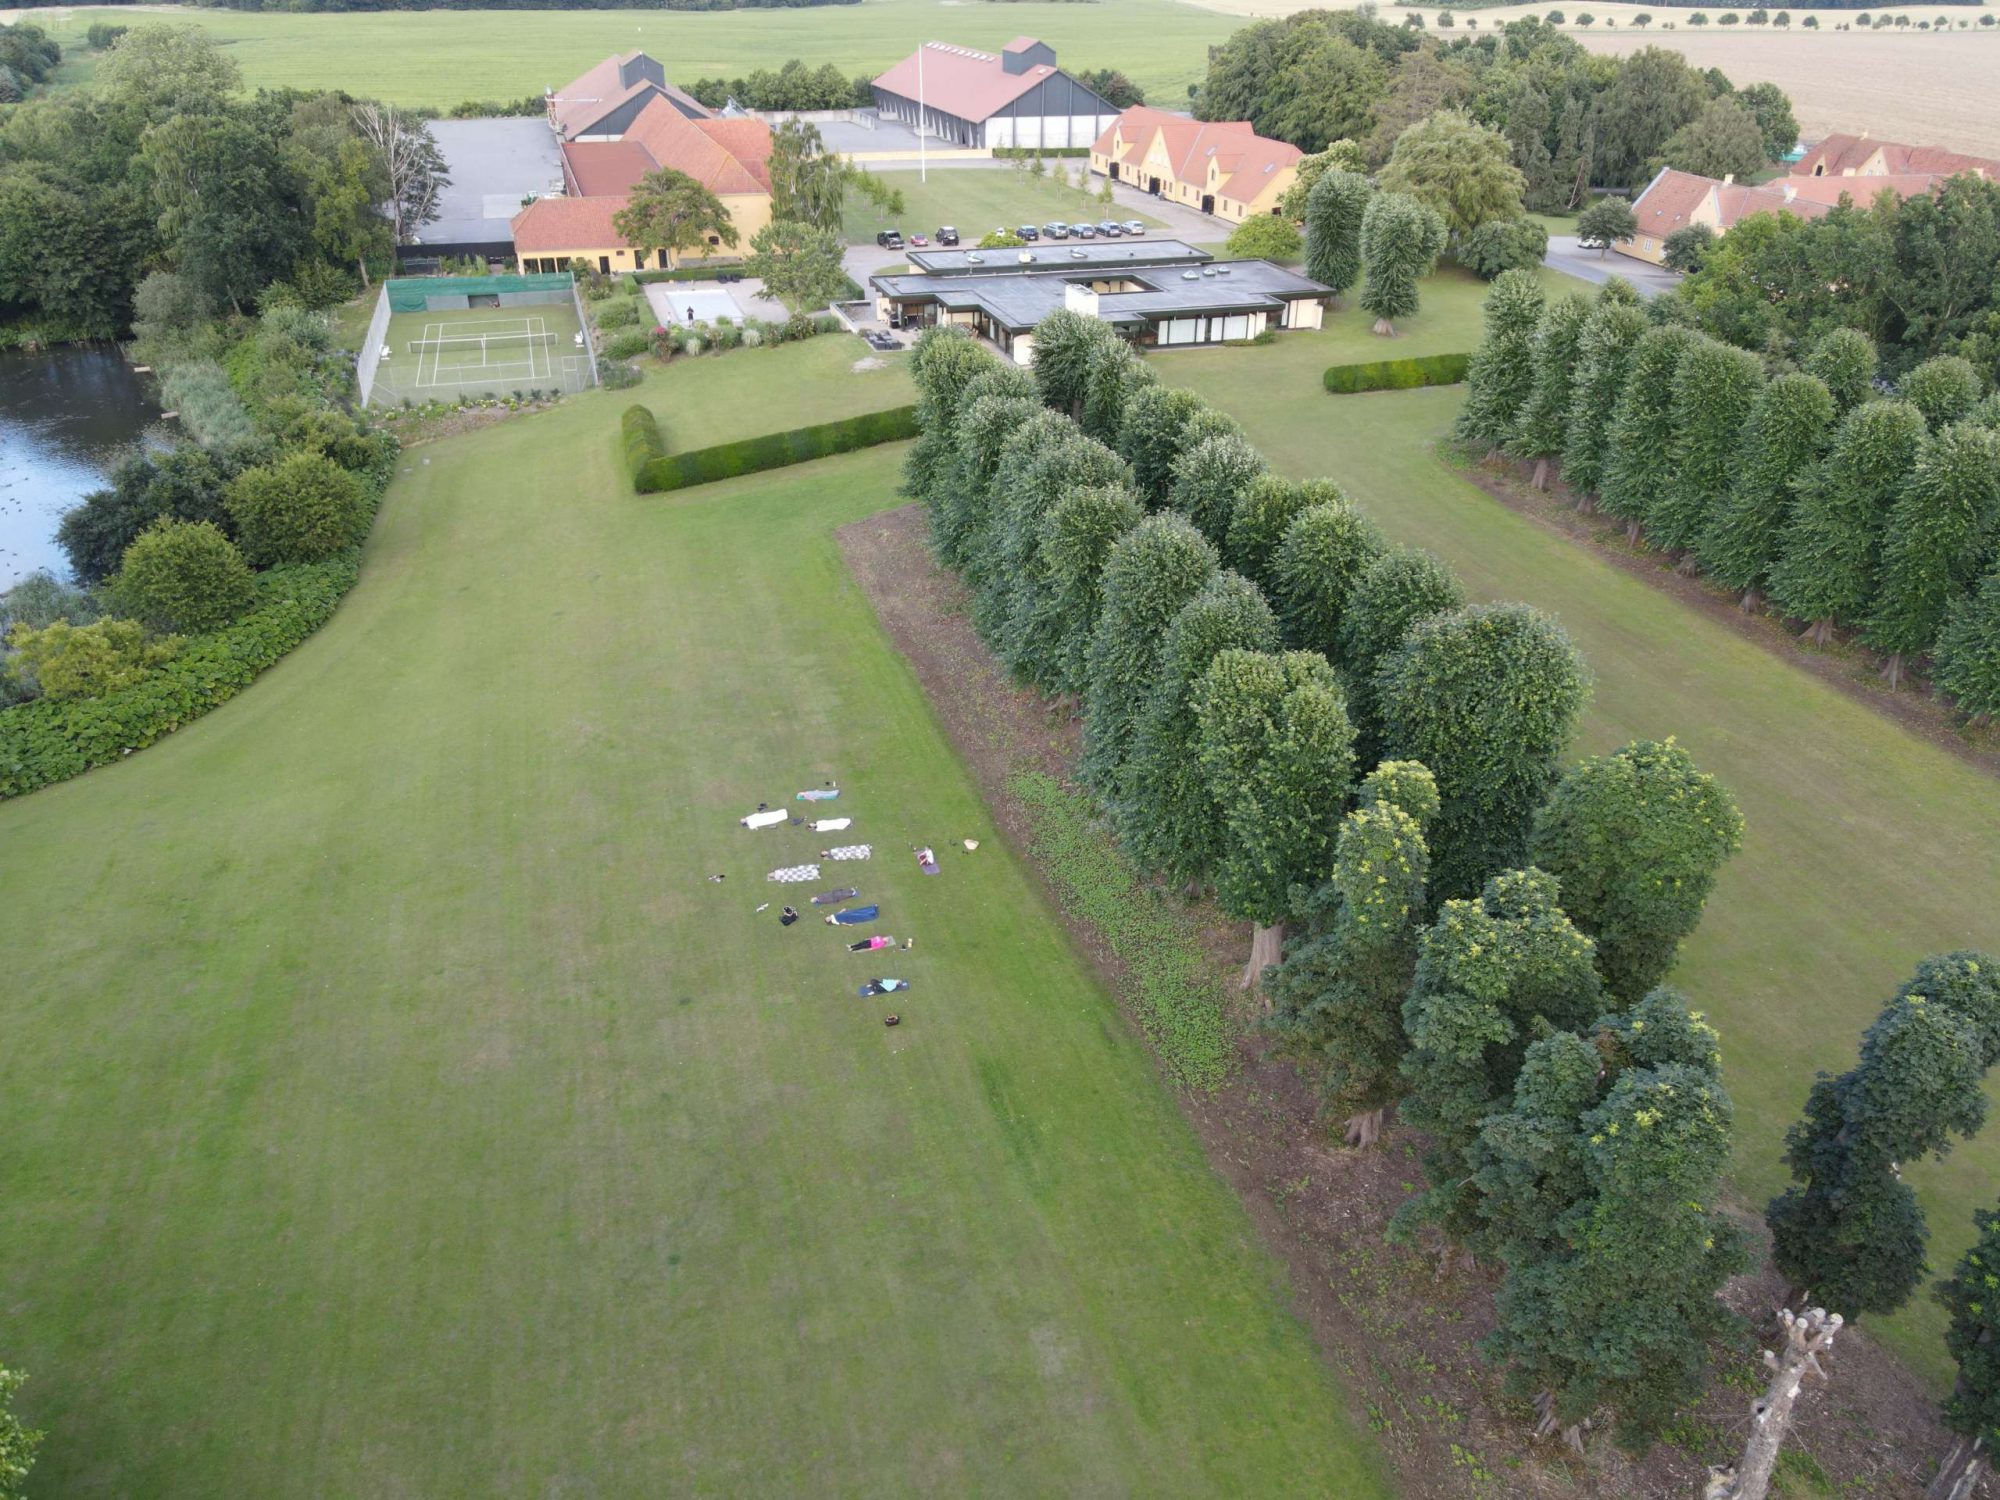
[0,347,177,592]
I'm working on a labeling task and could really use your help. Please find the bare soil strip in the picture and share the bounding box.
[839,500,1950,1500]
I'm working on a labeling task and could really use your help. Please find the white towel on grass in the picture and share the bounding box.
[811,818,851,832]
[740,809,787,830]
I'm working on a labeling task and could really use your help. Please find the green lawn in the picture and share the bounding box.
[0,340,1390,1496]
[37,0,1238,111]
[1157,319,2000,1385]
[844,168,1164,247]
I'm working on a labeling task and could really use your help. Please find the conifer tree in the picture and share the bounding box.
[974,409,1075,641]
[1529,738,1744,1003]
[1226,474,1349,594]
[1652,335,1764,557]
[1169,433,1268,552]
[1598,324,1701,543]
[1359,192,1448,336]
[1081,513,1221,794]
[1561,297,1649,504]
[1931,1202,2000,1500]
[997,430,1131,681]
[1767,952,2000,1318]
[1695,371,1837,607]
[1270,498,1387,663]
[1337,546,1466,766]
[1375,604,1591,900]
[1768,399,1926,643]
[1935,569,2000,723]
[1456,269,1548,453]
[1509,293,1591,489]
[1031,484,1146,696]
[1030,308,1120,422]
[1304,168,1373,301]
[1396,867,1603,1241]
[1079,336,1155,445]
[1119,573,1279,882]
[1117,387,1233,509]
[1269,761,1439,1146]
[1900,354,1983,431]
[935,381,1038,568]
[1865,424,2000,685]
[1194,648,1358,988]
[1802,326,1876,415]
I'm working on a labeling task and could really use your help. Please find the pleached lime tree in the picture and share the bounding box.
[1268,760,1438,1146]
[1030,484,1146,697]
[1528,737,1744,1003]
[973,408,1075,640]
[1768,399,1926,644]
[1935,571,2000,724]
[1304,168,1373,303]
[1598,323,1701,544]
[1270,498,1387,664]
[1359,191,1448,336]
[1508,292,1591,489]
[1560,296,1649,505]
[934,375,1038,569]
[1803,325,1876,415]
[1865,423,2000,686]
[1694,370,1837,609]
[1080,512,1221,794]
[1337,546,1466,768]
[1169,432,1268,552]
[1931,1203,2000,1500]
[1079,336,1155,445]
[1118,573,1279,882]
[1899,354,1983,431]
[905,326,999,531]
[995,430,1131,680]
[1118,386,1230,509]
[1374,603,1591,901]
[1651,334,1764,557]
[1193,648,1358,990]
[1227,474,1351,595]
[1031,308,1120,422]
[1455,269,1547,453]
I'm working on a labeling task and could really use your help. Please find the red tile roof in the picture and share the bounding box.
[562,139,656,198]
[1716,180,1831,228]
[1793,132,2000,181]
[1777,172,1939,208]
[872,42,1061,124]
[1091,107,1299,204]
[1632,168,1716,238]
[624,96,772,196]
[548,51,709,138]
[511,195,629,253]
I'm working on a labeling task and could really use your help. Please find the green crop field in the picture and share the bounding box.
[1158,315,2000,1385]
[842,168,1166,245]
[0,337,1392,1497]
[35,0,1239,111]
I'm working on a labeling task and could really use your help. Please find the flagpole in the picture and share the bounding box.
[918,43,927,184]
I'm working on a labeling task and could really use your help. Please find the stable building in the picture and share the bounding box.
[546,51,711,142]
[870,239,1327,365]
[869,38,1119,151]
[1089,107,1301,224]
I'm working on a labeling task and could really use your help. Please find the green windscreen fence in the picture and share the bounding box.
[384,273,579,313]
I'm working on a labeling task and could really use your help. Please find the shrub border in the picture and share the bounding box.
[630,405,918,493]
[1322,352,1471,394]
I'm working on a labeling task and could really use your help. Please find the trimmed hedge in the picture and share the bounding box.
[0,558,359,800]
[622,404,668,485]
[1323,352,1472,394]
[633,406,918,493]
[630,263,748,286]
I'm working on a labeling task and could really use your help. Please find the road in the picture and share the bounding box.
[1544,235,1681,298]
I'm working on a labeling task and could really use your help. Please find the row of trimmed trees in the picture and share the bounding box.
[906,314,1771,1456]
[1459,270,2000,719]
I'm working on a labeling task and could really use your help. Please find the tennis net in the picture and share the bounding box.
[407,331,562,357]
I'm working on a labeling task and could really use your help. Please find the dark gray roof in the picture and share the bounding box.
[872,257,1329,334]
[905,238,1210,277]
[421,118,567,249]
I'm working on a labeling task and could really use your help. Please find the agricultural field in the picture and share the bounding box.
[842,168,1167,246]
[1156,317,2000,1385]
[21,0,1236,111]
[0,338,1393,1496]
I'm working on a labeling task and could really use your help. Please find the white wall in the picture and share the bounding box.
[985,113,1119,151]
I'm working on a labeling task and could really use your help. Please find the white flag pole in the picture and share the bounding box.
[918,43,927,184]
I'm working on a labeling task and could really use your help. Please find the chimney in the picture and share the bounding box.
[1723,173,1735,186]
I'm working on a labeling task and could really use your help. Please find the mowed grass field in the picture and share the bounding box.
[1157,312,2000,1385]
[0,338,1392,1496]
[29,0,1237,110]
[841,168,1166,245]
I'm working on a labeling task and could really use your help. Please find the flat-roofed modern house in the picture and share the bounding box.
[1089,106,1302,224]
[869,38,1119,150]
[871,239,1327,364]
[546,51,712,142]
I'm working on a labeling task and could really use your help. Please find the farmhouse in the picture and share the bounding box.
[869,38,1119,151]
[870,238,1327,365]
[512,97,773,272]
[1089,106,1302,224]
[546,51,711,141]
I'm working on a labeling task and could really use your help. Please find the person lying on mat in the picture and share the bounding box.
[825,904,880,926]
[846,935,896,952]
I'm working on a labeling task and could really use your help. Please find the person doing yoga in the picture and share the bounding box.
[846,935,896,952]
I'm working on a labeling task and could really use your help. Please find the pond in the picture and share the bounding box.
[0,346,177,592]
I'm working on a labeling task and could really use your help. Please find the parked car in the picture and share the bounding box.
[1096,220,1123,237]
[909,232,929,248]
[1043,222,1070,240]
[1016,225,1040,241]
[1121,220,1147,236]
[936,226,960,246]
[876,229,904,249]
[1073,223,1097,239]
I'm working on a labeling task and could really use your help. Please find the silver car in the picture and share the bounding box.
[1121,220,1146,236]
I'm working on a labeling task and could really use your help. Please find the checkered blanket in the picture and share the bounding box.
[766,863,821,883]
[822,845,870,861]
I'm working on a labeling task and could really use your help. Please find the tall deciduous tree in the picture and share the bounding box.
[1509,293,1591,488]
[612,167,738,267]
[1652,335,1765,556]
[1269,760,1438,1146]
[1768,398,1926,643]
[1737,80,1800,159]
[1935,569,2000,723]
[997,430,1130,682]
[1528,737,1744,1003]
[766,117,847,232]
[1599,324,1702,542]
[1304,169,1373,301]
[745,218,846,312]
[1081,513,1221,794]
[1561,295,1650,503]
[97,21,239,122]
[1375,603,1591,900]
[1656,96,1767,182]
[1279,138,1367,219]
[1456,269,1547,452]
[1359,191,1448,335]
[1575,196,1637,257]
[1119,573,1279,882]
[349,102,448,248]
[1803,325,1877,414]
[1337,546,1466,766]
[1270,497,1386,663]
[1032,484,1145,697]
[1377,108,1527,240]
[1031,308,1120,422]
[1194,648,1358,988]
[1169,433,1268,553]
[1866,424,2000,685]
[1931,1203,2000,1500]
[1695,371,1837,607]
[1117,386,1225,509]
[1226,474,1348,594]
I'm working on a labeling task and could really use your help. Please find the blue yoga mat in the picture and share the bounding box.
[830,904,880,925]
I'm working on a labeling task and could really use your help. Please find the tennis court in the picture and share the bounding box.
[359,273,597,407]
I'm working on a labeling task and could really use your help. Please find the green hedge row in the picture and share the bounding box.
[0,557,360,800]
[992,146,1091,159]
[629,263,747,286]
[632,406,919,493]
[1322,352,1471,394]
[622,404,668,485]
